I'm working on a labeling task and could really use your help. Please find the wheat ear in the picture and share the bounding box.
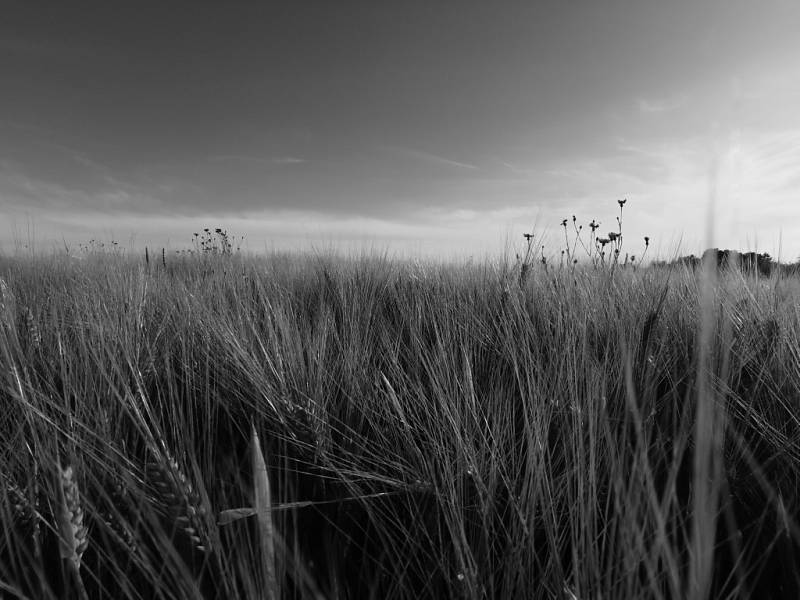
[57,464,89,600]
[25,307,41,351]
[146,449,210,553]
[6,479,38,528]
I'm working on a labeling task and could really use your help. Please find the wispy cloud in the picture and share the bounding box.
[0,136,175,219]
[726,129,800,206]
[208,154,306,166]
[496,159,536,175]
[636,94,688,114]
[37,140,115,175]
[0,119,55,136]
[0,162,163,214]
[273,156,306,165]
[383,146,478,170]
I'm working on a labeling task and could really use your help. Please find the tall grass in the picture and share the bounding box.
[0,250,799,598]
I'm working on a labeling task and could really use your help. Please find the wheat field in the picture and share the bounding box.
[1,249,799,599]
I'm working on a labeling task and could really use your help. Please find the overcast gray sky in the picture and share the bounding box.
[2,1,799,259]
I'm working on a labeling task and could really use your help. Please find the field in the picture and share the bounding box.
[1,250,799,599]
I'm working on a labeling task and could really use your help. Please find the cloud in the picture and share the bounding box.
[0,166,164,214]
[465,128,800,260]
[730,130,800,196]
[37,140,117,176]
[636,94,688,114]
[495,159,537,175]
[208,154,306,166]
[0,150,174,218]
[382,146,478,170]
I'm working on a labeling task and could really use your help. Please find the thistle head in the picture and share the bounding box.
[644,236,650,246]
[618,198,627,208]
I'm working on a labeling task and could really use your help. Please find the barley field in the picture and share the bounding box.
[1,249,799,599]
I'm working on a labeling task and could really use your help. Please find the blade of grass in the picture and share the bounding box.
[252,423,278,600]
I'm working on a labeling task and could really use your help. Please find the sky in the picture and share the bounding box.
[1,1,799,260]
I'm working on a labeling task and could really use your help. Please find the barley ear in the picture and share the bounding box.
[252,423,278,599]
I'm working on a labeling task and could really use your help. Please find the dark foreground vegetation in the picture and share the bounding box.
[1,249,799,599]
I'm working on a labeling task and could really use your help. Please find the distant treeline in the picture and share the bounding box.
[653,249,800,276]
